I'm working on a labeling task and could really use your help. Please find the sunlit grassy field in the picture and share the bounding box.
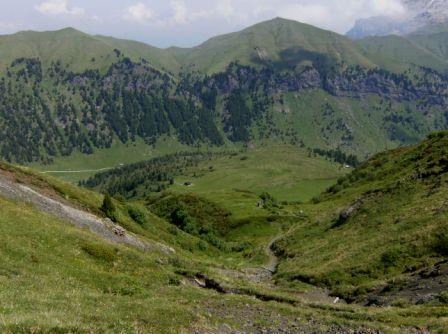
[169,145,349,218]
[2,136,448,332]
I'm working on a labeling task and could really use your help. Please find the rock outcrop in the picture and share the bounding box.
[347,0,448,39]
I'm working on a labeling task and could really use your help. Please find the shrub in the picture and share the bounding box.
[311,196,322,204]
[168,276,181,286]
[380,248,402,268]
[170,208,192,230]
[438,291,448,304]
[197,240,208,251]
[80,240,117,263]
[328,184,343,194]
[127,204,148,225]
[433,229,448,256]
[259,192,278,210]
[167,225,178,235]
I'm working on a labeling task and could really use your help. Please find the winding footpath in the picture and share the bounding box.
[262,220,342,305]
[263,223,298,274]
[40,167,113,174]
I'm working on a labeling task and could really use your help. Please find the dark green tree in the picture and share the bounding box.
[101,193,117,222]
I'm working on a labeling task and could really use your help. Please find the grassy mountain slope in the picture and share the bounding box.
[408,31,448,62]
[275,90,447,158]
[0,160,430,333]
[356,33,448,72]
[93,34,181,73]
[2,136,448,331]
[274,131,448,306]
[0,28,178,73]
[169,18,376,73]
[0,19,447,170]
[2,19,445,76]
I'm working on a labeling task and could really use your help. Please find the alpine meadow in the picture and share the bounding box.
[1,0,448,333]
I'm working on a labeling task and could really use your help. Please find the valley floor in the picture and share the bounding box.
[1,138,448,333]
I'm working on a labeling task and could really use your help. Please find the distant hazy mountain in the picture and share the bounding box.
[347,0,448,39]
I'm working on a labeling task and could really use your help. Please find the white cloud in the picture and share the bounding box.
[123,3,153,23]
[91,15,103,23]
[215,1,236,18]
[171,0,188,24]
[35,0,85,16]
[371,0,406,16]
[160,0,247,26]
[278,4,330,27]
[0,21,19,34]
[275,0,407,33]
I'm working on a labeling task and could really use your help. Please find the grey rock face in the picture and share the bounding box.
[347,0,448,39]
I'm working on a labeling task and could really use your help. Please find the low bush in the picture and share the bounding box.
[80,240,117,263]
[127,204,148,225]
[433,229,448,256]
[380,248,402,268]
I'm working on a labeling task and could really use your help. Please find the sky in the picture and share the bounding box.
[0,0,408,47]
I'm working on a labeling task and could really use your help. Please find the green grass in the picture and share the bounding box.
[273,131,448,304]
[0,197,199,333]
[280,89,443,159]
[29,136,192,183]
[169,17,376,74]
[0,194,443,333]
[169,144,348,218]
[1,139,448,332]
[0,28,179,74]
[357,34,448,73]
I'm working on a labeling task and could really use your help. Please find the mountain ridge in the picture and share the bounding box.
[0,18,376,74]
[1,17,446,76]
[0,17,447,168]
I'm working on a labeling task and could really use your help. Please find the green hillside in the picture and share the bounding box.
[0,28,178,73]
[274,131,448,306]
[357,34,448,72]
[169,17,376,73]
[409,31,448,63]
[1,138,448,332]
[0,18,447,177]
[93,34,181,73]
[82,145,351,219]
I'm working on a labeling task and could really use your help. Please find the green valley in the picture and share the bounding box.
[1,129,448,333]
[1,10,448,334]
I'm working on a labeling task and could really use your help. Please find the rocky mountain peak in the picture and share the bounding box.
[347,0,448,39]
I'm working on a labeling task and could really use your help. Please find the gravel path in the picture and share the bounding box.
[263,224,298,273]
[0,173,174,254]
[40,167,113,174]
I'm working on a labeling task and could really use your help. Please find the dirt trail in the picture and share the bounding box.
[262,222,343,305]
[40,167,112,174]
[263,224,297,273]
[0,173,174,254]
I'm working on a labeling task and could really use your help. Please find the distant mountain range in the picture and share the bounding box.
[0,18,448,165]
[347,0,448,39]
